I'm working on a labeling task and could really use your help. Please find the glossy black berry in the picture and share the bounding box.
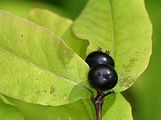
[85,49,115,68]
[88,64,118,91]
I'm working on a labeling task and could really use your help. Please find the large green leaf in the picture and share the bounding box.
[0,97,25,120]
[73,0,152,91]
[0,10,90,106]
[7,98,94,120]
[28,8,89,58]
[6,93,132,120]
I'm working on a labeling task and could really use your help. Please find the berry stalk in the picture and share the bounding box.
[91,90,114,120]
[95,101,102,120]
[95,91,103,120]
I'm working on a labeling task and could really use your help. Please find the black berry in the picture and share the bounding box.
[88,64,118,91]
[85,49,115,68]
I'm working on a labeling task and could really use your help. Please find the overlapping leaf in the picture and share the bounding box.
[6,93,132,120]
[28,8,89,58]
[0,10,89,106]
[0,97,25,120]
[73,0,152,91]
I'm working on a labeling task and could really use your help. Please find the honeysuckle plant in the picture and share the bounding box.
[0,0,152,120]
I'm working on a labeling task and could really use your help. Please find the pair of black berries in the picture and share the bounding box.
[85,48,118,91]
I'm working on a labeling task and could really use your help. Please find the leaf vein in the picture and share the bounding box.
[109,0,116,59]
[0,48,80,87]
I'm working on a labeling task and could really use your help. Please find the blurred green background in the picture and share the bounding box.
[0,0,160,120]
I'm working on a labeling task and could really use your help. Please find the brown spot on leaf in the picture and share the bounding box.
[36,90,47,95]
[50,86,55,94]
[123,58,137,69]
[63,96,68,101]
[119,77,135,89]
[44,90,47,93]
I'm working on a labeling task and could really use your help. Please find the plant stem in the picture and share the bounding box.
[95,98,103,120]
[91,91,104,120]
[90,90,114,120]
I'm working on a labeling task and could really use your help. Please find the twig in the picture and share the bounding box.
[90,90,114,120]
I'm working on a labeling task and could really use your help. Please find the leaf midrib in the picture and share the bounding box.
[109,0,116,59]
[0,48,80,87]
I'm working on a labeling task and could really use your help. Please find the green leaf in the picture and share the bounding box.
[28,8,89,58]
[0,10,90,106]
[7,97,95,120]
[0,97,25,120]
[103,93,133,120]
[6,93,132,120]
[73,0,152,91]
[29,8,73,37]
